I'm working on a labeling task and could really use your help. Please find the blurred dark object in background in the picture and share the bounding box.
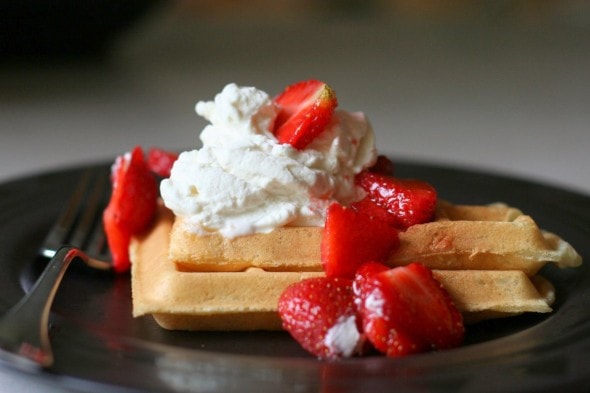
[0,0,160,60]
[1,0,588,62]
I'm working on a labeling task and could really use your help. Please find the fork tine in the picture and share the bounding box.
[40,170,92,259]
[40,167,111,261]
[84,173,112,261]
[68,168,110,257]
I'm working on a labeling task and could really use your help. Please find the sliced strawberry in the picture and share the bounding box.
[356,171,437,229]
[147,147,179,178]
[278,277,362,359]
[103,146,158,272]
[273,80,338,150]
[350,196,398,226]
[368,155,395,176]
[321,203,399,279]
[102,218,131,272]
[357,262,464,357]
[352,261,389,300]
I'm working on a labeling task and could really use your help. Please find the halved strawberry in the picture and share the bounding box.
[356,171,437,229]
[103,146,158,272]
[102,218,131,272]
[352,261,389,299]
[357,262,464,357]
[350,196,398,226]
[368,155,395,176]
[147,147,179,178]
[321,203,399,279]
[273,80,338,150]
[278,276,362,359]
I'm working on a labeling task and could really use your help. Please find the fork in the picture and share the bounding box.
[0,168,113,369]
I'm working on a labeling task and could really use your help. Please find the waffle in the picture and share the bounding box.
[131,208,319,330]
[391,214,581,276]
[169,201,581,275]
[170,222,322,273]
[131,206,557,330]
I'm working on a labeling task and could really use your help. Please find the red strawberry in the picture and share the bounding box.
[368,155,395,176]
[321,203,399,279]
[147,147,179,178]
[356,171,437,229]
[103,146,158,272]
[357,263,464,357]
[278,277,362,359]
[273,80,338,150]
[102,218,131,272]
[350,196,398,226]
[352,261,389,299]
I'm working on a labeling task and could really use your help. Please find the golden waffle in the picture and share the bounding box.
[170,222,322,273]
[131,207,556,330]
[169,201,581,275]
[432,271,554,323]
[131,208,319,330]
[391,215,580,276]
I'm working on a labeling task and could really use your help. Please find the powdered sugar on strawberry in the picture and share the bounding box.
[323,315,362,357]
[160,83,376,238]
[362,291,386,318]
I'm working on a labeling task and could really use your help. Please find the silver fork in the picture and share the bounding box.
[0,168,113,369]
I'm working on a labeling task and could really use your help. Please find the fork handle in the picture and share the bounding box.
[0,246,110,368]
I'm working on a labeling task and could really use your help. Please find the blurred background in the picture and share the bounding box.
[1,0,589,194]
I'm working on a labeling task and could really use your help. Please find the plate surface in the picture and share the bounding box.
[0,161,589,392]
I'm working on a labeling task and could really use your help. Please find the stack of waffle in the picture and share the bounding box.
[130,201,581,329]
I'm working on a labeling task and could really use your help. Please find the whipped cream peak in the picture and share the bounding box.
[195,83,277,139]
[160,83,377,238]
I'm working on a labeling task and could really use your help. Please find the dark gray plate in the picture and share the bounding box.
[0,160,588,392]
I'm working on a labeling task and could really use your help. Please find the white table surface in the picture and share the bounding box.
[0,4,589,392]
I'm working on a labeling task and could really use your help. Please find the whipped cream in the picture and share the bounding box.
[160,83,377,238]
[323,315,362,358]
